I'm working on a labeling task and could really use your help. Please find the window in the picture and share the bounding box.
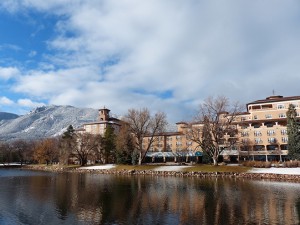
[255,138,262,144]
[254,131,262,136]
[281,129,287,135]
[241,131,249,137]
[253,123,261,128]
[265,122,274,128]
[265,114,272,119]
[277,104,284,109]
[281,137,288,143]
[268,137,276,143]
[279,113,286,118]
[267,130,275,136]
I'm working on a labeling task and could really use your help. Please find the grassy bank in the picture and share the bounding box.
[84,164,251,173]
[23,163,251,173]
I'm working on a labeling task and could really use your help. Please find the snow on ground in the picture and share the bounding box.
[250,168,300,175]
[78,164,300,175]
[0,163,21,166]
[80,164,116,170]
[78,165,191,171]
[153,166,192,171]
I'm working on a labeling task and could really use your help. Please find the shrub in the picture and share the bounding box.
[241,161,271,168]
[282,160,300,168]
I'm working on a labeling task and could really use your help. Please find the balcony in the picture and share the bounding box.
[221,150,239,156]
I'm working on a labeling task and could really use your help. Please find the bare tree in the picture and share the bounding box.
[187,96,242,166]
[124,108,168,165]
[11,139,33,165]
[239,138,254,161]
[33,138,59,165]
[72,133,102,166]
[0,141,13,165]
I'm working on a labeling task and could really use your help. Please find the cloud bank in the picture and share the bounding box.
[0,0,300,122]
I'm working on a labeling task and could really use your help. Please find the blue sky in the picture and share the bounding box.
[1,1,300,122]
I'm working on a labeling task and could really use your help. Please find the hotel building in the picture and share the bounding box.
[79,95,299,162]
[145,95,300,162]
[233,95,300,161]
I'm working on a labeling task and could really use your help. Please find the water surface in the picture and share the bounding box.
[0,169,299,225]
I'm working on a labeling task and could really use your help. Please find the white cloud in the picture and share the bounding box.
[0,67,20,80]
[0,96,14,105]
[0,44,21,51]
[28,50,37,57]
[2,0,300,122]
[17,98,45,108]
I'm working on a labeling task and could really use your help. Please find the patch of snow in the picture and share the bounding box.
[0,163,21,166]
[153,166,192,171]
[250,168,300,175]
[23,126,35,133]
[79,164,116,170]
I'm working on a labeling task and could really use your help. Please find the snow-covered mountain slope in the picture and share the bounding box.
[0,105,98,141]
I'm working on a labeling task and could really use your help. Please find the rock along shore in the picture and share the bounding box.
[23,165,300,182]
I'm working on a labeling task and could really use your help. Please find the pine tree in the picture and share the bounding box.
[60,125,75,165]
[115,124,135,164]
[63,125,75,139]
[286,104,300,160]
[103,125,116,163]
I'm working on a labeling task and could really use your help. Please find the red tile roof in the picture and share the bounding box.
[247,95,300,106]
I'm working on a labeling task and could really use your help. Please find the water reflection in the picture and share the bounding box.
[0,169,299,225]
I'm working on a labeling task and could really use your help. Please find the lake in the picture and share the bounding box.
[0,169,299,225]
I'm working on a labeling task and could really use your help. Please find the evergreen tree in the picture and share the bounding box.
[60,125,76,165]
[286,104,300,160]
[103,125,116,163]
[115,124,135,164]
[63,125,75,139]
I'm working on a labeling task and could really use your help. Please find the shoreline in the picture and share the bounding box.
[21,165,300,182]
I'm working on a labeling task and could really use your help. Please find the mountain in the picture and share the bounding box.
[0,105,99,141]
[0,112,19,121]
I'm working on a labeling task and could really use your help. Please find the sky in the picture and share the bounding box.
[0,0,300,123]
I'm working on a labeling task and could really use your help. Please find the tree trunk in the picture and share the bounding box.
[138,152,142,165]
[212,156,218,166]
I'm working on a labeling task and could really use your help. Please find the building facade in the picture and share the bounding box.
[144,95,300,162]
[78,107,121,135]
[233,95,300,161]
[78,95,299,162]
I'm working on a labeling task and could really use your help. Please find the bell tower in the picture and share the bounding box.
[98,107,110,121]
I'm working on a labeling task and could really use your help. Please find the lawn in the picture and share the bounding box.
[25,163,251,173]
[110,164,250,173]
